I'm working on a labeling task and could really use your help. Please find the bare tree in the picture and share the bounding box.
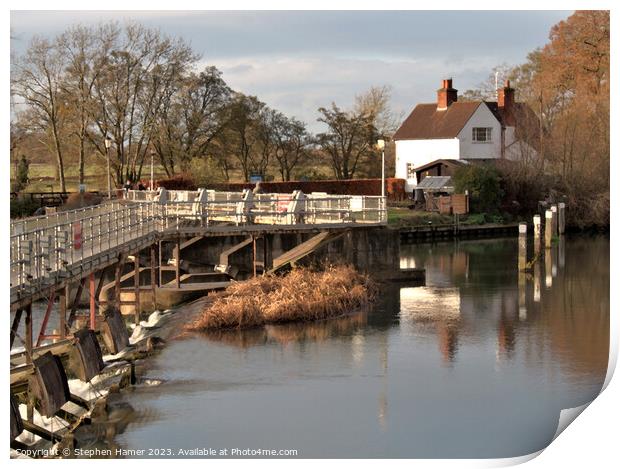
[316,103,377,179]
[89,23,197,185]
[153,66,231,174]
[12,36,68,191]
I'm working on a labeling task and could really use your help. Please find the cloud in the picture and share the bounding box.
[210,54,506,132]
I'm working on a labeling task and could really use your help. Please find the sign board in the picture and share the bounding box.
[78,184,87,193]
[276,194,290,213]
[249,174,263,184]
[72,221,83,250]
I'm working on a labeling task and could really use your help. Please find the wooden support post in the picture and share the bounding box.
[151,244,157,311]
[544,210,553,249]
[10,308,23,349]
[558,202,566,235]
[134,254,141,324]
[59,286,67,339]
[89,272,96,330]
[533,215,541,256]
[25,304,33,365]
[518,223,527,272]
[551,205,558,235]
[175,237,181,289]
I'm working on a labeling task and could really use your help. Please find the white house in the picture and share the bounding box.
[394,78,539,192]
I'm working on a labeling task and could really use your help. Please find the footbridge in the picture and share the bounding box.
[10,189,386,356]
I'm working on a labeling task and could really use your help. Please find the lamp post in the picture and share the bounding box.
[104,136,112,199]
[150,150,155,191]
[377,138,386,198]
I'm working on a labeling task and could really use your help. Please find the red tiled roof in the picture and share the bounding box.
[394,102,481,140]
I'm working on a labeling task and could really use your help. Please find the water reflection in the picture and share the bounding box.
[107,235,608,458]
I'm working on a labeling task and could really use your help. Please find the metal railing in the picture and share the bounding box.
[10,190,386,301]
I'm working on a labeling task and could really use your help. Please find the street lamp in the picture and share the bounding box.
[104,136,112,199]
[150,150,156,191]
[377,138,386,198]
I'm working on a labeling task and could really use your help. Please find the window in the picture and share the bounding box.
[406,163,416,179]
[472,127,493,142]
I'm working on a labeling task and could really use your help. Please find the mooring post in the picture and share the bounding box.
[59,286,67,339]
[134,254,141,324]
[558,202,566,235]
[551,205,558,235]
[89,272,96,330]
[544,210,553,249]
[533,215,541,256]
[151,244,157,311]
[518,223,527,272]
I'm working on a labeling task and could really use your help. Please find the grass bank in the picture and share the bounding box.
[186,265,376,331]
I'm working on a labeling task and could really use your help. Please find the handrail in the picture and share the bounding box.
[10,190,386,302]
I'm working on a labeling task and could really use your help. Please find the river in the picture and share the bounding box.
[86,234,609,458]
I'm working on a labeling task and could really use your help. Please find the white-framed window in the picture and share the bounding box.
[406,163,416,179]
[472,127,493,142]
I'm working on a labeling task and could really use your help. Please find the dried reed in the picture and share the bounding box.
[186,265,376,331]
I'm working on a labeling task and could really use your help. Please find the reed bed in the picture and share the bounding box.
[186,265,376,331]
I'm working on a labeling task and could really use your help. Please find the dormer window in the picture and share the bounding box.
[472,127,493,142]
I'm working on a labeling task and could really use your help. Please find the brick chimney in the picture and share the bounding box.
[498,79,515,126]
[437,78,458,111]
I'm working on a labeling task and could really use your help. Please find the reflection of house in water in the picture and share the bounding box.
[400,244,520,364]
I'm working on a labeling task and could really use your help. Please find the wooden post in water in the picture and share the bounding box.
[551,205,558,235]
[533,215,541,256]
[518,223,527,272]
[558,202,566,235]
[544,210,553,249]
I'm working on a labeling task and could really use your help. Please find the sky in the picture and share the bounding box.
[10,10,572,132]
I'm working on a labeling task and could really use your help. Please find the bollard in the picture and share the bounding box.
[558,202,566,235]
[545,210,553,249]
[533,215,541,255]
[551,205,558,235]
[518,223,527,271]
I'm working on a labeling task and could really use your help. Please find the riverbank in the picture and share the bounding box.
[186,265,376,331]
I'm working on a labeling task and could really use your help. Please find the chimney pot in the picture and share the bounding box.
[437,78,457,111]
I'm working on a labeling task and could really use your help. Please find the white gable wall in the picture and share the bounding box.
[395,138,460,191]
[457,104,502,159]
